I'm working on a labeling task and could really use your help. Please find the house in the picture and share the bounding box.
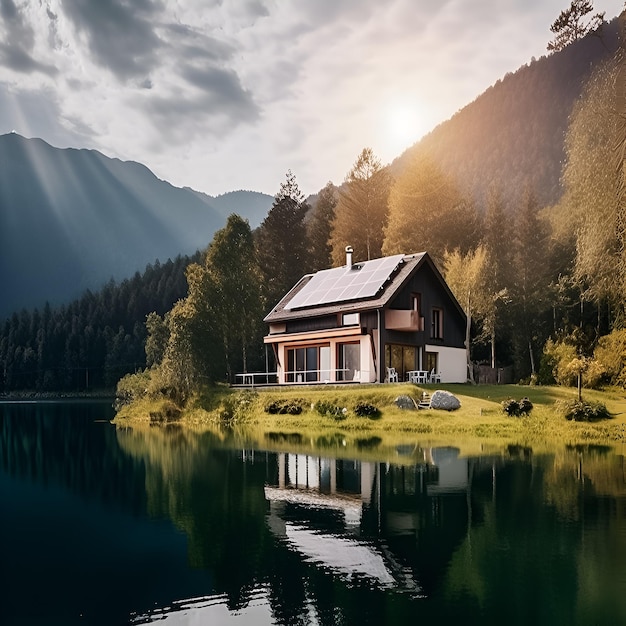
[263,247,467,384]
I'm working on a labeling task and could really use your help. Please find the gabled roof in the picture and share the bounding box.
[264,252,465,323]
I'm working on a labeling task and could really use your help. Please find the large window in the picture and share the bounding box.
[337,342,361,381]
[286,344,330,382]
[384,344,416,381]
[431,308,443,339]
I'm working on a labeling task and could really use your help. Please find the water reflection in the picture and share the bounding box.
[2,402,626,625]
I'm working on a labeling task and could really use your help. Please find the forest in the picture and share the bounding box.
[1,5,625,396]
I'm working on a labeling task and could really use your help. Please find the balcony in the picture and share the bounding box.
[385,310,424,332]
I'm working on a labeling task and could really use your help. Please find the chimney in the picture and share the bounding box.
[345,245,353,268]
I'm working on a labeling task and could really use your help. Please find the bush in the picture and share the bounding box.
[219,390,259,423]
[149,400,181,423]
[114,370,151,410]
[353,402,380,418]
[593,329,626,388]
[264,398,304,415]
[557,399,611,422]
[314,400,347,420]
[501,397,533,417]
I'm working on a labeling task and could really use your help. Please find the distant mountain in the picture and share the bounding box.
[187,188,273,229]
[394,18,620,210]
[0,134,272,318]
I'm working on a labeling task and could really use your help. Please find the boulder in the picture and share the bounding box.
[394,395,418,410]
[430,390,461,411]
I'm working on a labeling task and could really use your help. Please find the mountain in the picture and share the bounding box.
[394,18,620,210]
[187,188,274,229]
[0,134,272,319]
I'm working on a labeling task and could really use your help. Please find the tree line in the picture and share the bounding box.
[0,255,198,392]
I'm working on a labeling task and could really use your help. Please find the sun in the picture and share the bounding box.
[383,102,423,157]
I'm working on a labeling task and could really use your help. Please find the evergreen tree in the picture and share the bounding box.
[307,182,337,270]
[330,148,392,265]
[256,170,310,310]
[510,188,551,377]
[547,0,604,52]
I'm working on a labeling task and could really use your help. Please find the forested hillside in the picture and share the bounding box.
[0,254,198,392]
[394,17,620,209]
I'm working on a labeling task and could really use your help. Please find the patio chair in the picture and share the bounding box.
[429,369,441,383]
[386,367,399,383]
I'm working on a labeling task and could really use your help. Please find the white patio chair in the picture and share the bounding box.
[386,367,399,383]
[429,369,441,383]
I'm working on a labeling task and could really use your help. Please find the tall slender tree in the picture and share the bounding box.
[482,185,513,368]
[510,188,551,376]
[256,170,311,310]
[330,148,392,265]
[382,153,480,267]
[307,182,338,270]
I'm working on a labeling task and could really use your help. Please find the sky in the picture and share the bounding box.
[0,0,623,198]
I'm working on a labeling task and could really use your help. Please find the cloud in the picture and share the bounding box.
[61,0,163,80]
[0,0,57,75]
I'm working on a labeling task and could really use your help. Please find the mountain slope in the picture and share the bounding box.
[0,134,271,318]
[394,18,620,210]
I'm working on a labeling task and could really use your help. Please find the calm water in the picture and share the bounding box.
[1,402,626,625]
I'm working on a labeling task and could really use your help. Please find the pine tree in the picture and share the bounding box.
[256,170,310,310]
[307,182,337,270]
[330,148,392,265]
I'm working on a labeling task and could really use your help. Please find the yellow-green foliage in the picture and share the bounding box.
[594,329,626,388]
[114,382,626,455]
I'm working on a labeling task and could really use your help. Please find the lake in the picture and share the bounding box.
[1,401,626,625]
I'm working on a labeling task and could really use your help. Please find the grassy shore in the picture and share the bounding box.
[113,382,626,459]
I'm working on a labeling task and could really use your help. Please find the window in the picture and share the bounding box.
[342,312,360,326]
[286,344,330,382]
[431,308,443,339]
[384,344,416,381]
[337,342,360,381]
[412,293,421,314]
[425,351,438,374]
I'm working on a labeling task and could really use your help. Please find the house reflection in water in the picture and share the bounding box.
[263,447,470,595]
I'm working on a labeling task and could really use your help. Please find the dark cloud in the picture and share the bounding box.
[0,0,57,74]
[144,70,259,144]
[61,0,163,79]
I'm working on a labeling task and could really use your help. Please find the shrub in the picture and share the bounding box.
[314,400,347,420]
[114,370,151,410]
[557,400,611,422]
[149,400,181,423]
[219,390,259,423]
[353,402,380,418]
[593,329,626,388]
[264,398,304,415]
[501,397,533,417]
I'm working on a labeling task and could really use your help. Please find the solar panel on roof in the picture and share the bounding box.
[287,254,405,310]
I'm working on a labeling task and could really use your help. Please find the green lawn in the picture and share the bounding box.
[115,382,626,461]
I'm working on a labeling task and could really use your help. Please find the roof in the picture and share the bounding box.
[265,252,436,323]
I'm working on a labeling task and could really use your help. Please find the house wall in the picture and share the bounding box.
[424,344,467,383]
[388,262,465,349]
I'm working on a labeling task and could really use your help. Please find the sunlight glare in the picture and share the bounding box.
[383,102,423,158]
